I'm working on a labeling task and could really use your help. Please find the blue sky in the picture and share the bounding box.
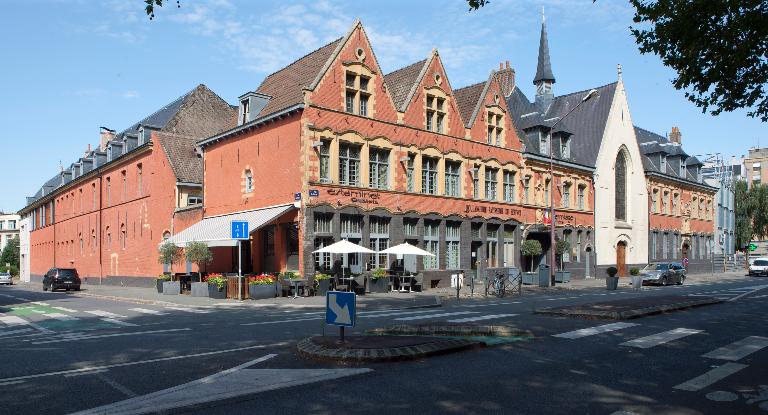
[1,0,765,213]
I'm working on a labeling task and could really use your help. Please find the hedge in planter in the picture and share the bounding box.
[156,274,171,293]
[368,268,389,293]
[248,274,276,300]
[314,273,333,296]
[206,274,228,299]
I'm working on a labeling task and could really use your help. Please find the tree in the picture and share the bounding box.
[158,240,182,274]
[555,239,570,271]
[143,0,181,20]
[734,180,752,250]
[467,0,768,121]
[0,236,20,275]
[521,239,543,273]
[185,241,213,275]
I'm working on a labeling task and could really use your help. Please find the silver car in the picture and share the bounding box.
[0,272,12,285]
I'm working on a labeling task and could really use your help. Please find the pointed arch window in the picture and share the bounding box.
[615,152,627,221]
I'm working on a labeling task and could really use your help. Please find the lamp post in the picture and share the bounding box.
[548,89,598,286]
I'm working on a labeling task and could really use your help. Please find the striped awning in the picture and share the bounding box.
[163,203,296,247]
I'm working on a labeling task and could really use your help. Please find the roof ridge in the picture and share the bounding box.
[119,85,199,135]
[453,80,486,93]
[555,81,618,100]
[260,37,343,82]
[384,58,428,78]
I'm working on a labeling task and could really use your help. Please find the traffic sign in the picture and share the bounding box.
[294,192,302,201]
[231,221,249,240]
[749,243,757,252]
[326,291,356,327]
[309,189,319,197]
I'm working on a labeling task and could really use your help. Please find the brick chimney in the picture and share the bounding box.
[669,126,682,145]
[99,127,115,151]
[495,60,516,97]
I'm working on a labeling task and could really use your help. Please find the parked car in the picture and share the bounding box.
[640,262,686,286]
[42,268,81,291]
[748,258,768,276]
[0,272,12,285]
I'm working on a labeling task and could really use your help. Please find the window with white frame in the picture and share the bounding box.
[319,140,330,182]
[423,221,439,269]
[245,170,253,193]
[368,147,390,189]
[426,94,446,133]
[314,212,332,233]
[485,168,498,200]
[486,110,504,146]
[562,182,571,208]
[314,237,334,271]
[445,160,461,197]
[446,222,461,269]
[345,72,371,117]
[540,131,549,155]
[339,143,361,186]
[340,214,362,234]
[473,166,480,199]
[577,185,585,210]
[404,218,418,237]
[406,153,415,192]
[422,156,438,195]
[524,176,531,204]
[561,136,570,159]
[369,216,390,268]
[544,178,551,206]
[503,171,516,203]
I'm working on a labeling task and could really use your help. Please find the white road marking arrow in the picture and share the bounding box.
[328,293,351,325]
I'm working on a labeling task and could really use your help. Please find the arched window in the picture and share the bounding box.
[244,170,253,193]
[615,152,627,221]
[120,223,127,250]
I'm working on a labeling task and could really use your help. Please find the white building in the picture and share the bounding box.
[0,212,20,252]
[18,217,30,282]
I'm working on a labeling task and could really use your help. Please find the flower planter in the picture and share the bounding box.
[555,271,571,283]
[191,282,209,297]
[156,279,165,293]
[522,272,537,285]
[606,276,619,290]
[369,278,389,293]
[248,284,275,300]
[315,279,331,296]
[631,275,643,289]
[207,284,227,299]
[162,281,180,295]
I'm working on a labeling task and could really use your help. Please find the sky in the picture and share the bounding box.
[1,0,765,213]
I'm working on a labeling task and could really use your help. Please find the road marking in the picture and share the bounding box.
[728,285,768,302]
[0,342,288,384]
[674,362,748,391]
[751,294,768,299]
[241,317,320,326]
[447,313,518,323]
[620,328,703,349]
[702,336,768,361]
[50,306,77,313]
[394,311,478,321]
[0,380,26,386]
[30,301,49,306]
[164,306,211,314]
[360,310,442,318]
[553,322,639,339]
[129,308,168,315]
[85,310,127,319]
[0,293,14,298]
[64,369,110,378]
[30,328,191,344]
[0,315,29,326]
[101,318,138,327]
[42,313,78,321]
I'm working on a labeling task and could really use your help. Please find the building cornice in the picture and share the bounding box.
[197,104,304,149]
[645,171,718,193]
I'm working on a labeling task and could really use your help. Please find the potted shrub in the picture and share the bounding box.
[606,266,619,290]
[156,274,171,293]
[186,241,213,297]
[630,267,642,289]
[248,274,276,300]
[368,268,389,293]
[206,274,228,299]
[314,273,333,296]
[555,239,571,283]
[158,241,182,294]
[521,240,542,285]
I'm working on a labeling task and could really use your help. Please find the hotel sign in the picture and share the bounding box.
[327,188,380,205]
[465,204,522,218]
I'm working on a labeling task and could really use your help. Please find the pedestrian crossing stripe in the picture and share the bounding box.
[447,314,518,323]
[42,313,78,321]
[553,322,638,339]
[394,311,478,321]
[620,328,702,349]
[101,318,138,327]
[702,336,768,361]
[164,307,211,314]
[129,308,168,315]
[84,310,127,319]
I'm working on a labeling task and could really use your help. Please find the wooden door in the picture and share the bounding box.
[617,242,627,277]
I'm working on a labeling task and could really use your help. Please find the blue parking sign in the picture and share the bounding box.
[326,291,356,327]
[231,221,249,240]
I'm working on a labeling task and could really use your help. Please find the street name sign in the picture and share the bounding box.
[326,291,356,327]
[231,221,249,240]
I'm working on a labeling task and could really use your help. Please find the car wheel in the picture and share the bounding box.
[43,283,48,291]
[677,275,685,285]
[74,286,81,291]
[661,276,668,286]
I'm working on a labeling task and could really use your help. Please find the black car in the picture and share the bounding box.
[42,268,81,291]
[640,262,686,286]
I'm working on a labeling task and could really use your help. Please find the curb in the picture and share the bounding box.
[296,336,484,363]
[73,291,181,307]
[367,324,533,338]
[535,297,723,320]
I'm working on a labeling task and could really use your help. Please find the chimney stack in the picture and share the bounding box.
[494,61,516,97]
[499,62,503,70]
[99,127,115,151]
[669,126,682,145]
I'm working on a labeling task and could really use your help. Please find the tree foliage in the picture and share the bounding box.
[158,240,182,273]
[0,236,20,275]
[144,0,180,20]
[467,0,768,121]
[521,239,543,272]
[185,241,213,273]
[734,180,752,249]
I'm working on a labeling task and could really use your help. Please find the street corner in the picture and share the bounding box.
[534,294,724,320]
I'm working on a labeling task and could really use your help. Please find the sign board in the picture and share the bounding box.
[230,221,249,240]
[326,291,356,327]
[309,189,319,197]
[294,192,302,201]
[750,243,758,252]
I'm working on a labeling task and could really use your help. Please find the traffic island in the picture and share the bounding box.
[535,295,723,320]
[296,335,483,363]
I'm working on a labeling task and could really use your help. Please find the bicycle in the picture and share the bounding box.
[490,270,507,298]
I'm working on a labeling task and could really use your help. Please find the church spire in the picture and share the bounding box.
[534,9,555,108]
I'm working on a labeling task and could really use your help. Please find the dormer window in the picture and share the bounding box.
[660,155,667,173]
[679,159,685,177]
[344,71,372,117]
[539,131,550,155]
[138,128,145,145]
[107,147,112,162]
[561,136,570,159]
[426,93,446,133]
[240,98,250,125]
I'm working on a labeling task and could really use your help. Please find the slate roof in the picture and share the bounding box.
[453,81,485,127]
[633,126,706,184]
[384,59,428,111]
[156,132,202,184]
[254,38,342,118]
[506,82,617,166]
[533,21,555,84]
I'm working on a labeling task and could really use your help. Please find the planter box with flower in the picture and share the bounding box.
[314,273,333,296]
[521,240,543,284]
[368,268,389,293]
[156,274,171,293]
[606,266,619,290]
[248,274,276,300]
[206,274,228,299]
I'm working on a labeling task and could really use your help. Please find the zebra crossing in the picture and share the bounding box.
[551,322,768,393]
[686,284,768,301]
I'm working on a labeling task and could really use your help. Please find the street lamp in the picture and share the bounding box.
[548,89,598,286]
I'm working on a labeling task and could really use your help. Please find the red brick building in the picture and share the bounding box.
[187,21,595,285]
[20,85,235,286]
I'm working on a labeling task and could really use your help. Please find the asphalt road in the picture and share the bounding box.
[1,277,767,415]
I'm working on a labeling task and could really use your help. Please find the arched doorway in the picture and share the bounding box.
[616,241,627,277]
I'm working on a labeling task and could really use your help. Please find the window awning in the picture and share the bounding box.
[163,203,296,248]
